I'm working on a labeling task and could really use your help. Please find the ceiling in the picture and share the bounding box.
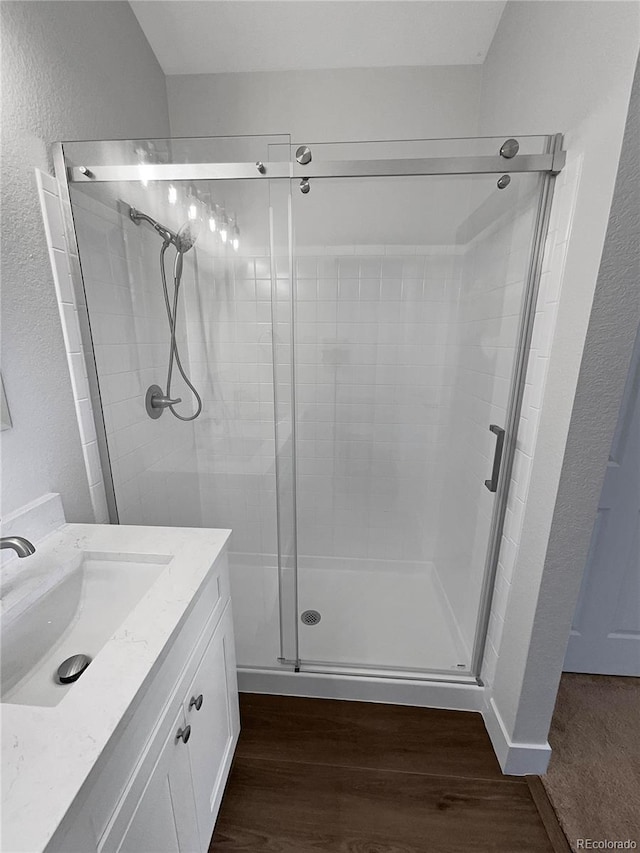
[130,1,507,76]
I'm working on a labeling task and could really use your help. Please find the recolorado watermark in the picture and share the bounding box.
[576,841,637,850]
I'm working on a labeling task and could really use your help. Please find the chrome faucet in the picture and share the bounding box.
[0,537,36,558]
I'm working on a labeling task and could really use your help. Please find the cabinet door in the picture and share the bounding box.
[106,708,201,853]
[184,604,240,847]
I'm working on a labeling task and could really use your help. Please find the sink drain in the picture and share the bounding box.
[301,609,321,626]
[57,654,91,684]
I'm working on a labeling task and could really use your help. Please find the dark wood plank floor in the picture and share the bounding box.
[210,694,566,853]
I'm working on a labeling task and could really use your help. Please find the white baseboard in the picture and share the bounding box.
[483,697,551,775]
[237,667,485,712]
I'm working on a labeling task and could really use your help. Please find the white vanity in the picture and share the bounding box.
[1,495,239,853]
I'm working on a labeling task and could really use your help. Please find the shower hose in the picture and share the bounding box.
[159,241,203,421]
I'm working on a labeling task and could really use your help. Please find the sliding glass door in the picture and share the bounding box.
[60,133,559,681]
[287,138,547,675]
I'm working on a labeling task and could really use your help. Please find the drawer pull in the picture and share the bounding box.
[176,725,191,744]
[189,694,204,711]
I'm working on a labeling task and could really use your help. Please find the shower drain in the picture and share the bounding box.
[300,609,322,626]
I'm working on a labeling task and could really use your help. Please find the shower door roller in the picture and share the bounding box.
[484,424,506,492]
[295,145,312,165]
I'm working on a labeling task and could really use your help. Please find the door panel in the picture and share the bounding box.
[565,328,640,675]
[290,138,543,673]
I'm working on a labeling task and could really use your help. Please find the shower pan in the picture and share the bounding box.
[54,132,565,693]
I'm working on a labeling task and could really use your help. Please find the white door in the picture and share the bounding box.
[565,326,640,675]
[184,605,240,847]
[105,708,201,853]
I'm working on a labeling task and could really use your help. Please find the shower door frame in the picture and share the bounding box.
[56,133,565,685]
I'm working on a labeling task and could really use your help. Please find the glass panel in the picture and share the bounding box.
[65,135,295,671]
[291,160,542,674]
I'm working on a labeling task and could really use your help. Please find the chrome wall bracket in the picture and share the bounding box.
[299,178,310,194]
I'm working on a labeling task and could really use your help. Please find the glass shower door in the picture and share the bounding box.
[60,131,558,680]
[289,138,546,676]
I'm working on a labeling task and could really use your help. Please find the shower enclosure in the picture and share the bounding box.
[55,132,564,685]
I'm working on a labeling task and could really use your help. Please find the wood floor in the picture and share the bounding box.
[210,693,567,853]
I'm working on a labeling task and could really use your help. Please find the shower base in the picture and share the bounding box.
[297,557,469,674]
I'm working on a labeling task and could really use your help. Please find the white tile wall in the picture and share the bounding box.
[181,249,280,562]
[291,247,457,564]
[36,170,109,523]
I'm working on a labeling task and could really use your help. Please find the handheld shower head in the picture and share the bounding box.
[129,207,198,253]
[175,221,199,253]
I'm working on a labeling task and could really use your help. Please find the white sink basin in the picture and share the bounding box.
[1,551,170,707]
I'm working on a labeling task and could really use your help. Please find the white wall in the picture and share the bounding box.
[167,64,482,141]
[476,1,640,768]
[0,1,169,520]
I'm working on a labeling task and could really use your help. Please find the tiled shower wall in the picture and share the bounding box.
[176,243,461,665]
[292,249,456,565]
[182,247,283,667]
[177,243,460,572]
[182,250,278,556]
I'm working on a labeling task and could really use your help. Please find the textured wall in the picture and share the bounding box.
[0,1,169,519]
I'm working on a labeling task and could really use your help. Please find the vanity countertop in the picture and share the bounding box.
[1,522,231,853]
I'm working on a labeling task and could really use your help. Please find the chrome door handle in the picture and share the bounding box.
[176,725,191,744]
[484,425,505,492]
[189,694,203,712]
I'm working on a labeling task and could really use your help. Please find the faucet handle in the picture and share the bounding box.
[151,394,182,409]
